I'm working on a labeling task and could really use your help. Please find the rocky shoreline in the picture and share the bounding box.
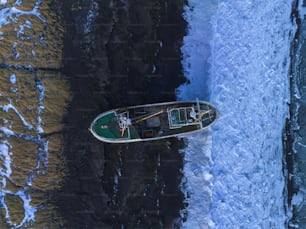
[54,0,188,228]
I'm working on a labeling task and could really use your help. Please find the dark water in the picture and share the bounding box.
[0,0,188,228]
[53,0,188,228]
[287,0,306,227]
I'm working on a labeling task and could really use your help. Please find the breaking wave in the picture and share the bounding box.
[178,0,296,228]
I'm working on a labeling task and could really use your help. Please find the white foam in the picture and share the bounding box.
[9,74,16,84]
[0,141,12,182]
[1,103,33,130]
[176,0,218,101]
[0,0,45,28]
[36,80,44,133]
[0,127,15,136]
[15,189,37,227]
[209,0,295,226]
[0,140,38,228]
[178,0,296,228]
[0,0,7,6]
[84,1,99,34]
[291,192,304,207]
[176,0,217,228]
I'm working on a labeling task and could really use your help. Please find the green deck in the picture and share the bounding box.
[92,112,140,140]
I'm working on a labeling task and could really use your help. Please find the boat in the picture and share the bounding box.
[89,99,218,143]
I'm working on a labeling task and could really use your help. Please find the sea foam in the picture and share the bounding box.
[178,0,296,228]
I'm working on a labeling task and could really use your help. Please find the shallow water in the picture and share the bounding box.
[0,1,70,228]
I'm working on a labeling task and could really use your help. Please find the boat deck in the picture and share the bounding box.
[90,100,218,143]
[91,112,140,140]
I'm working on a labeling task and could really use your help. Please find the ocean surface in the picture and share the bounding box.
[0,0,305,228]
